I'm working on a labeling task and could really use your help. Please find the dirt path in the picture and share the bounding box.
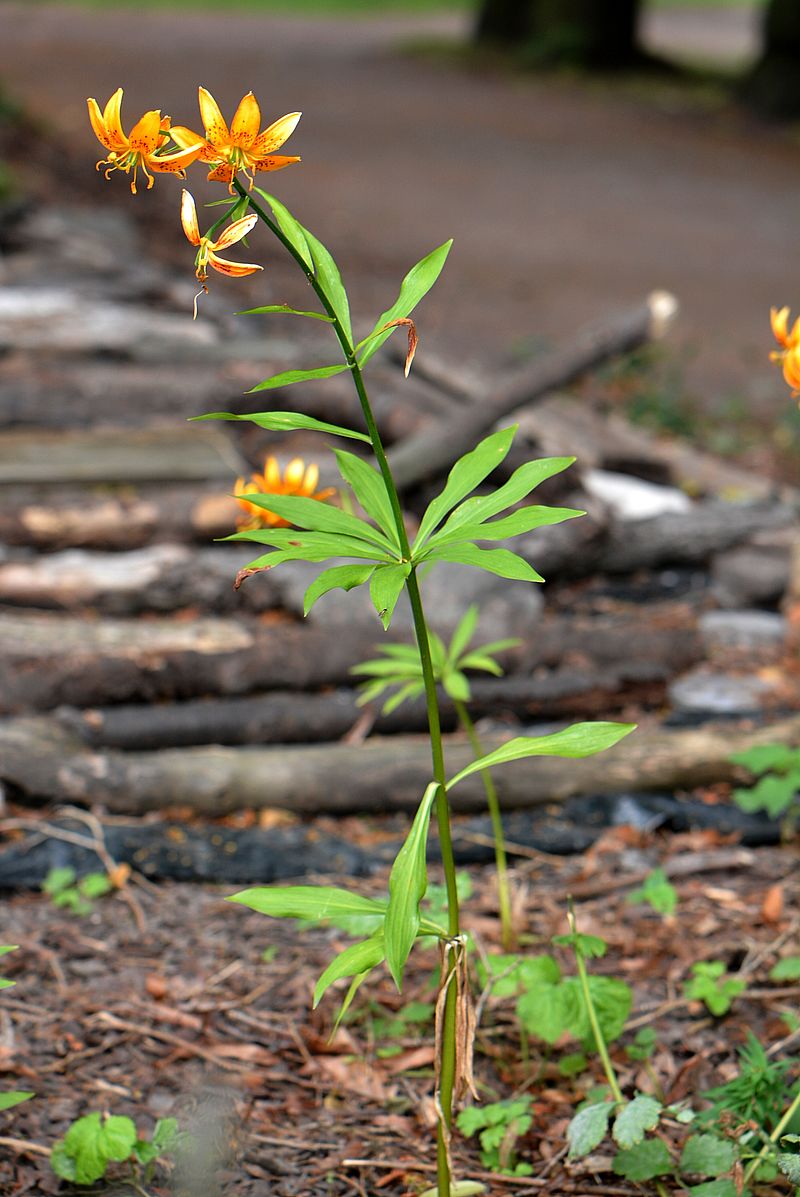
[1,3,798,431]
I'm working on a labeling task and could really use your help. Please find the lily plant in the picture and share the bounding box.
[88,85,635,1197]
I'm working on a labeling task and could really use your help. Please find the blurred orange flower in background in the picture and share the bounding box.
[770,305,800,396]
[87,88,203,193]
[171,87,301,192]
[234,457,336,529]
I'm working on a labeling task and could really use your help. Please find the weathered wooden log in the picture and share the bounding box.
[0,605,699,713]
[387,292,678,489]
[63,665,672,752]
[2,713,799,815]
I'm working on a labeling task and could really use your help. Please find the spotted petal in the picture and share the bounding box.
[103,88,126,145]
[212,213,258,251]
[251,111,301,156]
[251,154,301,174]
[149,143,204,173]
[207,250,263,278]
[128,109,163,155]
[231,92,261,148]
[198,86,231,146]
[87,95,125,152]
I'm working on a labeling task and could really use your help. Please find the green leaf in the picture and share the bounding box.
[579,976,632,1048]
[770,956,800,981]
[252,188,313,269]
[778,1153,800,1184]
[303,226,352,342]
[730,744,797,775]
[313,934,386,1007]
[0,1091,33,1110]
[351,658,424,679]
[59,1112,137,1185]
[99,1115,139,1163]
[567,1102,613,1159]
[613,1096,662,1150]
[370,562,411,629]
[79,873,112,900]
[238,304,334,322]
[443,671,471,702]
[626,867,678,916]
[192,409,370,444]
[440,456,576,534]
[414,426,517,548]
[229,885,387,923]
[234,531,393,567]
[448,606,479,663]
[334,449,400,544]
[43,866,76,895]
[687,1183,741,1197]
[385,782,440,989]
[382,680,425,715]
[734,771,800,818]
[422,542,544,582]
[303,564,376,615]
[613,1138,673,1181]
[232,493,396,552]
[426,505,584,549]
[357,239,453,368]
[50,1142,78,1181]
[517,977,570,1044]
[680,1134,737,1178]
[448,722,637,788]
[0,946,18,957]
[249,365,349,393]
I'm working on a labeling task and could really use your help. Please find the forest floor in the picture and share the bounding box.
[1,5,799,1196]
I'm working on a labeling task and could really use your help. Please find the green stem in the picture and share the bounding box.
[742,1085,800,1187]
[568,905,623,1105]
[453,698,514,950]
[237,181,461,1196]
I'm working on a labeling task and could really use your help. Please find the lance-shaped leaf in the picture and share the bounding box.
[334,449,400,546]
[229,885,387,922]
[448,722,637,788]
[385,781,440,989]
[0,1091,34,1110]
[440,457,576,535]
[413,426,517,549]
[238,304,334,322]
[304,227,353,342]
[313,933,386,1007]
[233,493,398,553]
[193,409,370,444]
[303,563,376,616]
[422,542,545,583]
[370,562,411,629]
[253,187,313,269]
[425,505,584,550]
[229,529,393,563]
[249,364,349,393]
[357,240,453,368]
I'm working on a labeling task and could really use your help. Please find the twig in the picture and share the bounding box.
[0,1136,51,1158]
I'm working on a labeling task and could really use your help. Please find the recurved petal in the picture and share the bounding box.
[212,213,258,251]
[87,96,125,152]
[250,154,301,174]
[284,458,306,490]
[251,111,301,156]
[149,143,205,172]
[198,86,230,146]
[207,250,263,278]
[771,306,790,347]
[103,88,126,143]
[128,109,163,154]
[301,462,320,494]
[180,190,201,246]
[207,161,236,185]
[231,92,261,147]
[264,457,281,490]
[783,347,800,392]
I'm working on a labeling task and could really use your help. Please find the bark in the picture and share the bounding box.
[3,713,799,816]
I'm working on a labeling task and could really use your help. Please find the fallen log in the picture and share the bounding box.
[0,604,699,713]
[3,713,799,816]
[63,665,671,751]
[387,292,678,489]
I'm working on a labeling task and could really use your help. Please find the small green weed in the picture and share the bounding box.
[730,744,800,836]
[457,1096,533,1176]
[51,1112,179,1186]
[42,866,113,916]
[683,961,746,1016]
[626,868,678,916]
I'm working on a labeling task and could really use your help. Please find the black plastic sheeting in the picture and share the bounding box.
[0,793,779,889]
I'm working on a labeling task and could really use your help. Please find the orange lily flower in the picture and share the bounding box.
[181,190,263,314]
[170,87,301,191]
[87,88,203,194]
[234,456,336,529]
[770,306,800,396]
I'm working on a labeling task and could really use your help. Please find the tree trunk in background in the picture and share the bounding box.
[474,0,644,69]
[742,0,800,117]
